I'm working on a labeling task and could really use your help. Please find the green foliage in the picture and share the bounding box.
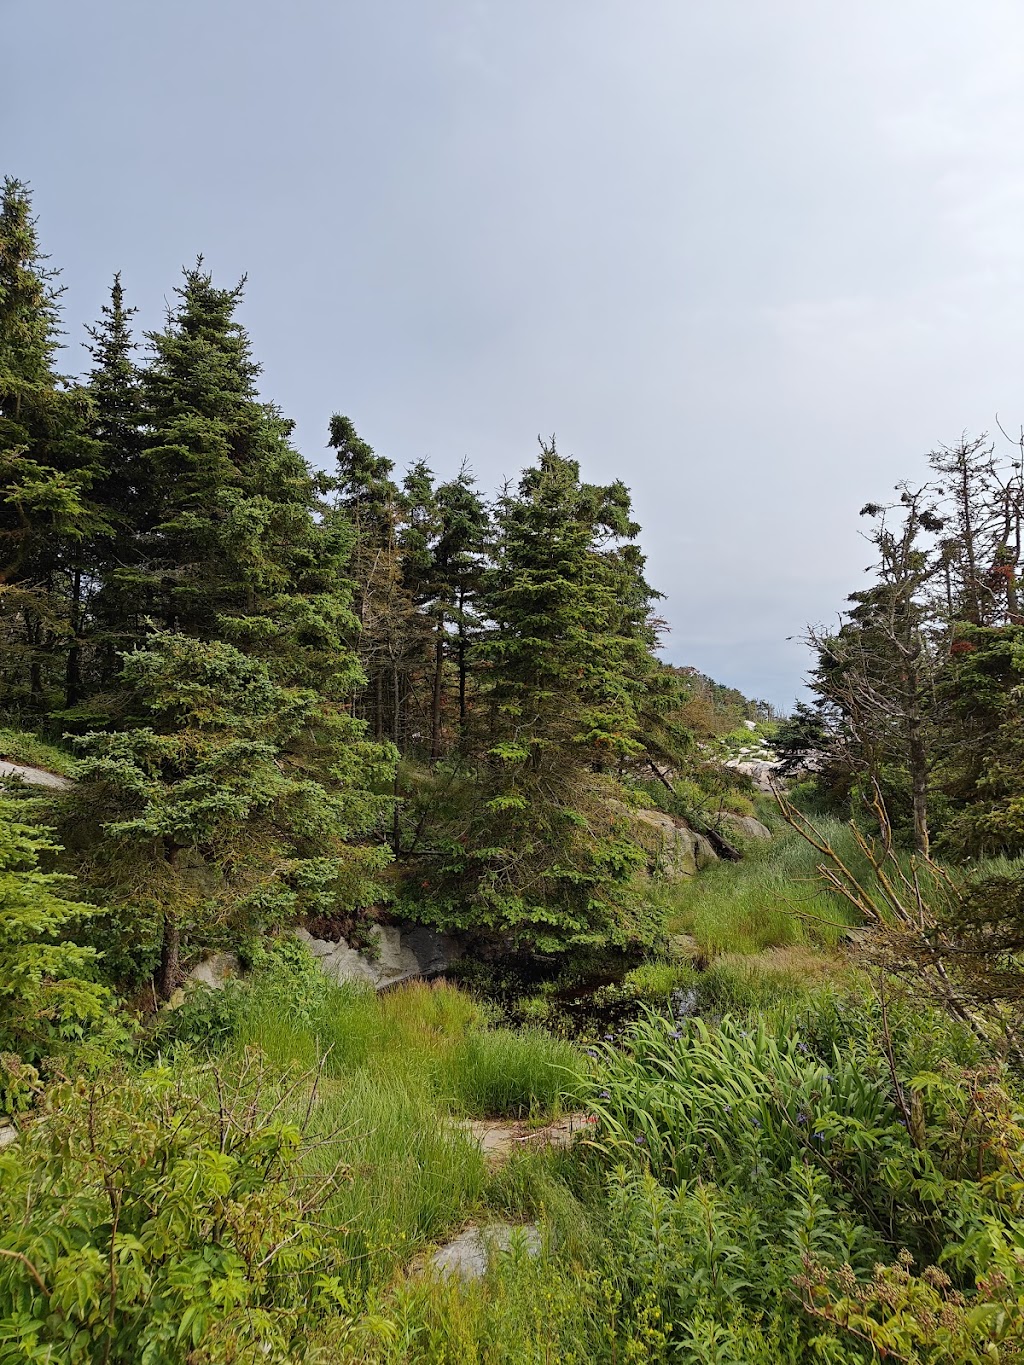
[0,728,75,776]
[583,992,1024,1361]
[0,1056,348,1363]
[0,800,108,1097]
[67,633,393,993]
[663,816,864,955]
[443,1027,585,1118]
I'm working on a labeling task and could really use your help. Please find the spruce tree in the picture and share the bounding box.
[327,414,412,750]
[139,264,326,659]
[70,634,394,997]
[434,465,489,748]
[422,445,655,951]
[77,273,147,696]
[0,179,100,709]
[0,799,108,1081]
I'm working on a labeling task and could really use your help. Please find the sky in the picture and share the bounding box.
[6,1,1024,708]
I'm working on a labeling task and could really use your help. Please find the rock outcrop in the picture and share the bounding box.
[719,812,772,842]
[624,805,718,879]
[724,758,784,793]
[294,922,461,990]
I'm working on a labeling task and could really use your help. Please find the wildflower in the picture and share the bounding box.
[599,1089,611,1099]
[634,1135,647,1145]
[667,1030,682,1041]
[796,1042,809,1054]
[603,1034,614,1041]
[724,1104,732,1114]
[796,1111,808,1125]
[584,1048,598,1058]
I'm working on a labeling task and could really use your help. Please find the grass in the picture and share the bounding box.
[444,1027,584,1118]
[0,726,76,776]
[213,974,590,1295]
[663,815,872,955]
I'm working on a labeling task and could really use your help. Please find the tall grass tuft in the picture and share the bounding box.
[443,1027,585,1117]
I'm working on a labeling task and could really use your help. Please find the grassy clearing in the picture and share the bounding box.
[662,815,870,955]
[205,972,591,1296]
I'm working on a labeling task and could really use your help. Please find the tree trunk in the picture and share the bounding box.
[392,662,401,854]
[908,716,930,858]
[457,586,468,733]
[430,614,445,760]
[158,843,180,999]
[65,567,82,707]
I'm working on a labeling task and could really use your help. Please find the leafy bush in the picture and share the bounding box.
[0,1056,349,1363]
[583,995,1024,1361]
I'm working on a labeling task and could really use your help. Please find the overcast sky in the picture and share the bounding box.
[6,1,1024,706]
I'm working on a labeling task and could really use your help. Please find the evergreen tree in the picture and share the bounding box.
[0,800,108,1083]
[0,179,100,709]
[327,414,412,750]
[434,465,489,746]
[70,634,394,997]
[139,264,326,658]
[418,445,655,951]
[76,273,147,696]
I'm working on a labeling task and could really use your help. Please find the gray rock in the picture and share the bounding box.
[0,1123,17,1149]
[294,922,460,990]
[428,1223,542,1281]
[724,758,784,793]
[184,952,240,990]
[625,804,718,879]
[720,813,772,842]
[0,760,71,790]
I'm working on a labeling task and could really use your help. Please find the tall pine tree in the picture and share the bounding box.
[0,179,101,710]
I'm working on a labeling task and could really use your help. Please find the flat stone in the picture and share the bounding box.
[428,1223,542,1280]
[452,1112,592,1166]
[0,1124,17,1149]
[0,761,71,790]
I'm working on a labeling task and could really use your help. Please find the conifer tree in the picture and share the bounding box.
[434,466,489,747]
[77,273,147,695]
[0,179,100,708]
[421,445,655,950]
[327,414,412,748]
[139,264,327,659]
[70,634,394,997]
[0,799,108,1079]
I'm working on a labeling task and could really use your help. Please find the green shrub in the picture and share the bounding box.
[0,1056,349,1363]
[0,800,110,1106]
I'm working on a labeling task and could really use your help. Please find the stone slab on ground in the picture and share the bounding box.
[0,1124,18,1149]
[0,760,71,790]
[452,1112,592,1167]
[427,1223,542,1281]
